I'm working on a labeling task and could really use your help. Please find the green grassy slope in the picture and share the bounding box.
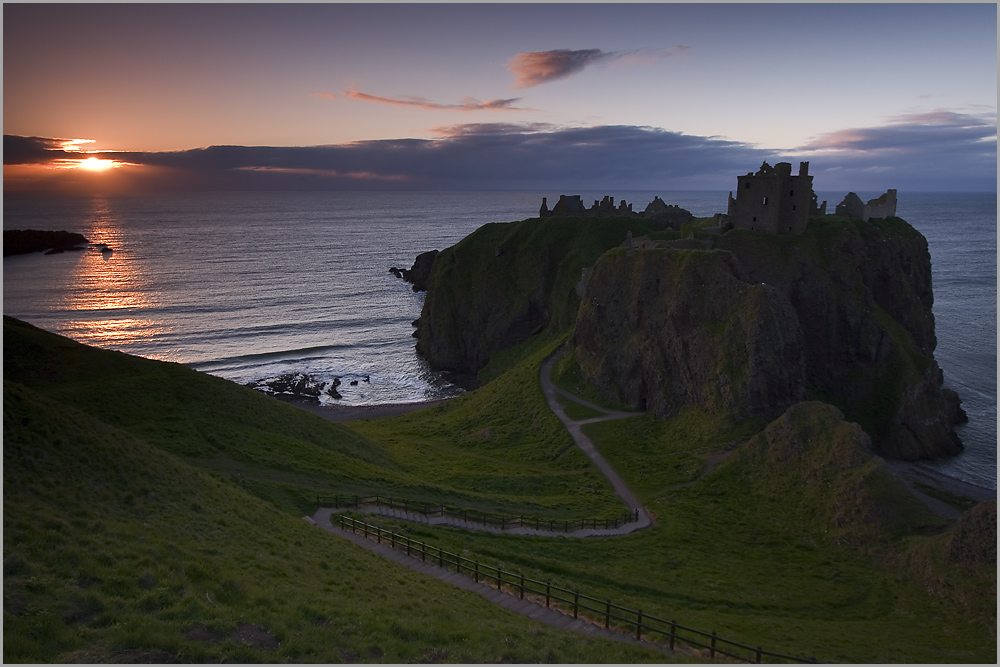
[3,316,618,519]
[352,332,625,518]
[356,367,995,663]
[6,310,993,663]
[3,318,671,663]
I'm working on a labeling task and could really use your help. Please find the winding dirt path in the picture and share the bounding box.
[538,356,652,530]
[310,354,653,536]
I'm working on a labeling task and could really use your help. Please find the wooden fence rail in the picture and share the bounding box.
[338,515,819,664]
[318,494,639,533]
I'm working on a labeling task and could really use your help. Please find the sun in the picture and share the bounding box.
[78,157,115,171]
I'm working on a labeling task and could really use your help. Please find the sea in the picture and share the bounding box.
[3,190,996,490]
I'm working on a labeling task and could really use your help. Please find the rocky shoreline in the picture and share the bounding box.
[3,229,89,256]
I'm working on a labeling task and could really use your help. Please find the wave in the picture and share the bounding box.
[189,343,354,371]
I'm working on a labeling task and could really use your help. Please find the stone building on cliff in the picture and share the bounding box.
[723,161,821,235]
[835,189,898,222]
[541,194,635,218]
[537,162,898,234]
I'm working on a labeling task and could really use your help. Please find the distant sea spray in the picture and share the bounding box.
[3,190,995,489]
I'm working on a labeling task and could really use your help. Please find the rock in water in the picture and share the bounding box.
[390,249,439,292]
[4,229,89,256]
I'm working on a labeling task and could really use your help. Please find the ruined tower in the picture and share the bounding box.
[727,161,814,235]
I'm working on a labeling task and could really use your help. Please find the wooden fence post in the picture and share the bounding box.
[635,610,642,641]
[545,582,551,607]
[605,599,611,628]
[497,567,503,591]
[710,631,717,659]
[438,547,443,567]
[519,574,525,599]
[669,620,676,650]
[475,561,479,583]
[573,592,579,618]
[755,646,762,663]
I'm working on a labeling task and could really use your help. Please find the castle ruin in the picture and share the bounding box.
[537,161,897,235]
[834,189,897,222]
[541,194,635,218]
[723,161,821,235]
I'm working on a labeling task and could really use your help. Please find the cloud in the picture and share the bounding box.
[430,122,557,137]
[4,125,769,191]
[339,89,529,112]
[792,109,996,190]
[507,49,612,88]
[6,108,995,193]
[612,46,692,68]
[799,110,996,153]
[3,135,74,164]
[507,46,689,88]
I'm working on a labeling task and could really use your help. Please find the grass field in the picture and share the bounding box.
[350,347,996,663]
[3,317,671,663]
[5,315,995,663]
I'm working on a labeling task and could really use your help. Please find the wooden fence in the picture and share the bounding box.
[318,494,640,533]
[339,515,819,664]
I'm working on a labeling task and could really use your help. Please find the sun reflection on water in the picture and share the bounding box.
[58,197,172,354]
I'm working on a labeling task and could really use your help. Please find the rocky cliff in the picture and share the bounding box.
[574,247,805,421]
[4,229,89,256]
[414,214,965,461]
[414,216,659,374]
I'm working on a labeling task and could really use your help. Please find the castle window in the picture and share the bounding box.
[762,197,768,206]
[792,205,796,211]
[789,190,794,197]
[745,183,751,190]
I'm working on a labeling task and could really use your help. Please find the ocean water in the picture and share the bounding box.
[3,190,996,489]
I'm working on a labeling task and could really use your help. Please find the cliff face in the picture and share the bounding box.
[414,216,658,375]
[574,248,805,421]
[573,217,964,460]
[415,214,964,461]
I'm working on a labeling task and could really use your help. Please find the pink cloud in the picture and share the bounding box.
[339,89,528,112]
[507,49,609,88]
[800,109,996,152]
[507,46,689,88]
[429,122,557,138]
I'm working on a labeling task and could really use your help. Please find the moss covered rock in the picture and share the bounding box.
[574,247,804,421]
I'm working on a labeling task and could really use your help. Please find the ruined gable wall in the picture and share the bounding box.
[863,189,897,221]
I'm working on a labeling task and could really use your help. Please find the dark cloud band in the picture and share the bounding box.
[4,111,995,192]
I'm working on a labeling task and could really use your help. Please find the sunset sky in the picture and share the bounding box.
[4,3,996,193]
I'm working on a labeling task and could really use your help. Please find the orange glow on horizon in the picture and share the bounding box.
[78,157,116,171]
